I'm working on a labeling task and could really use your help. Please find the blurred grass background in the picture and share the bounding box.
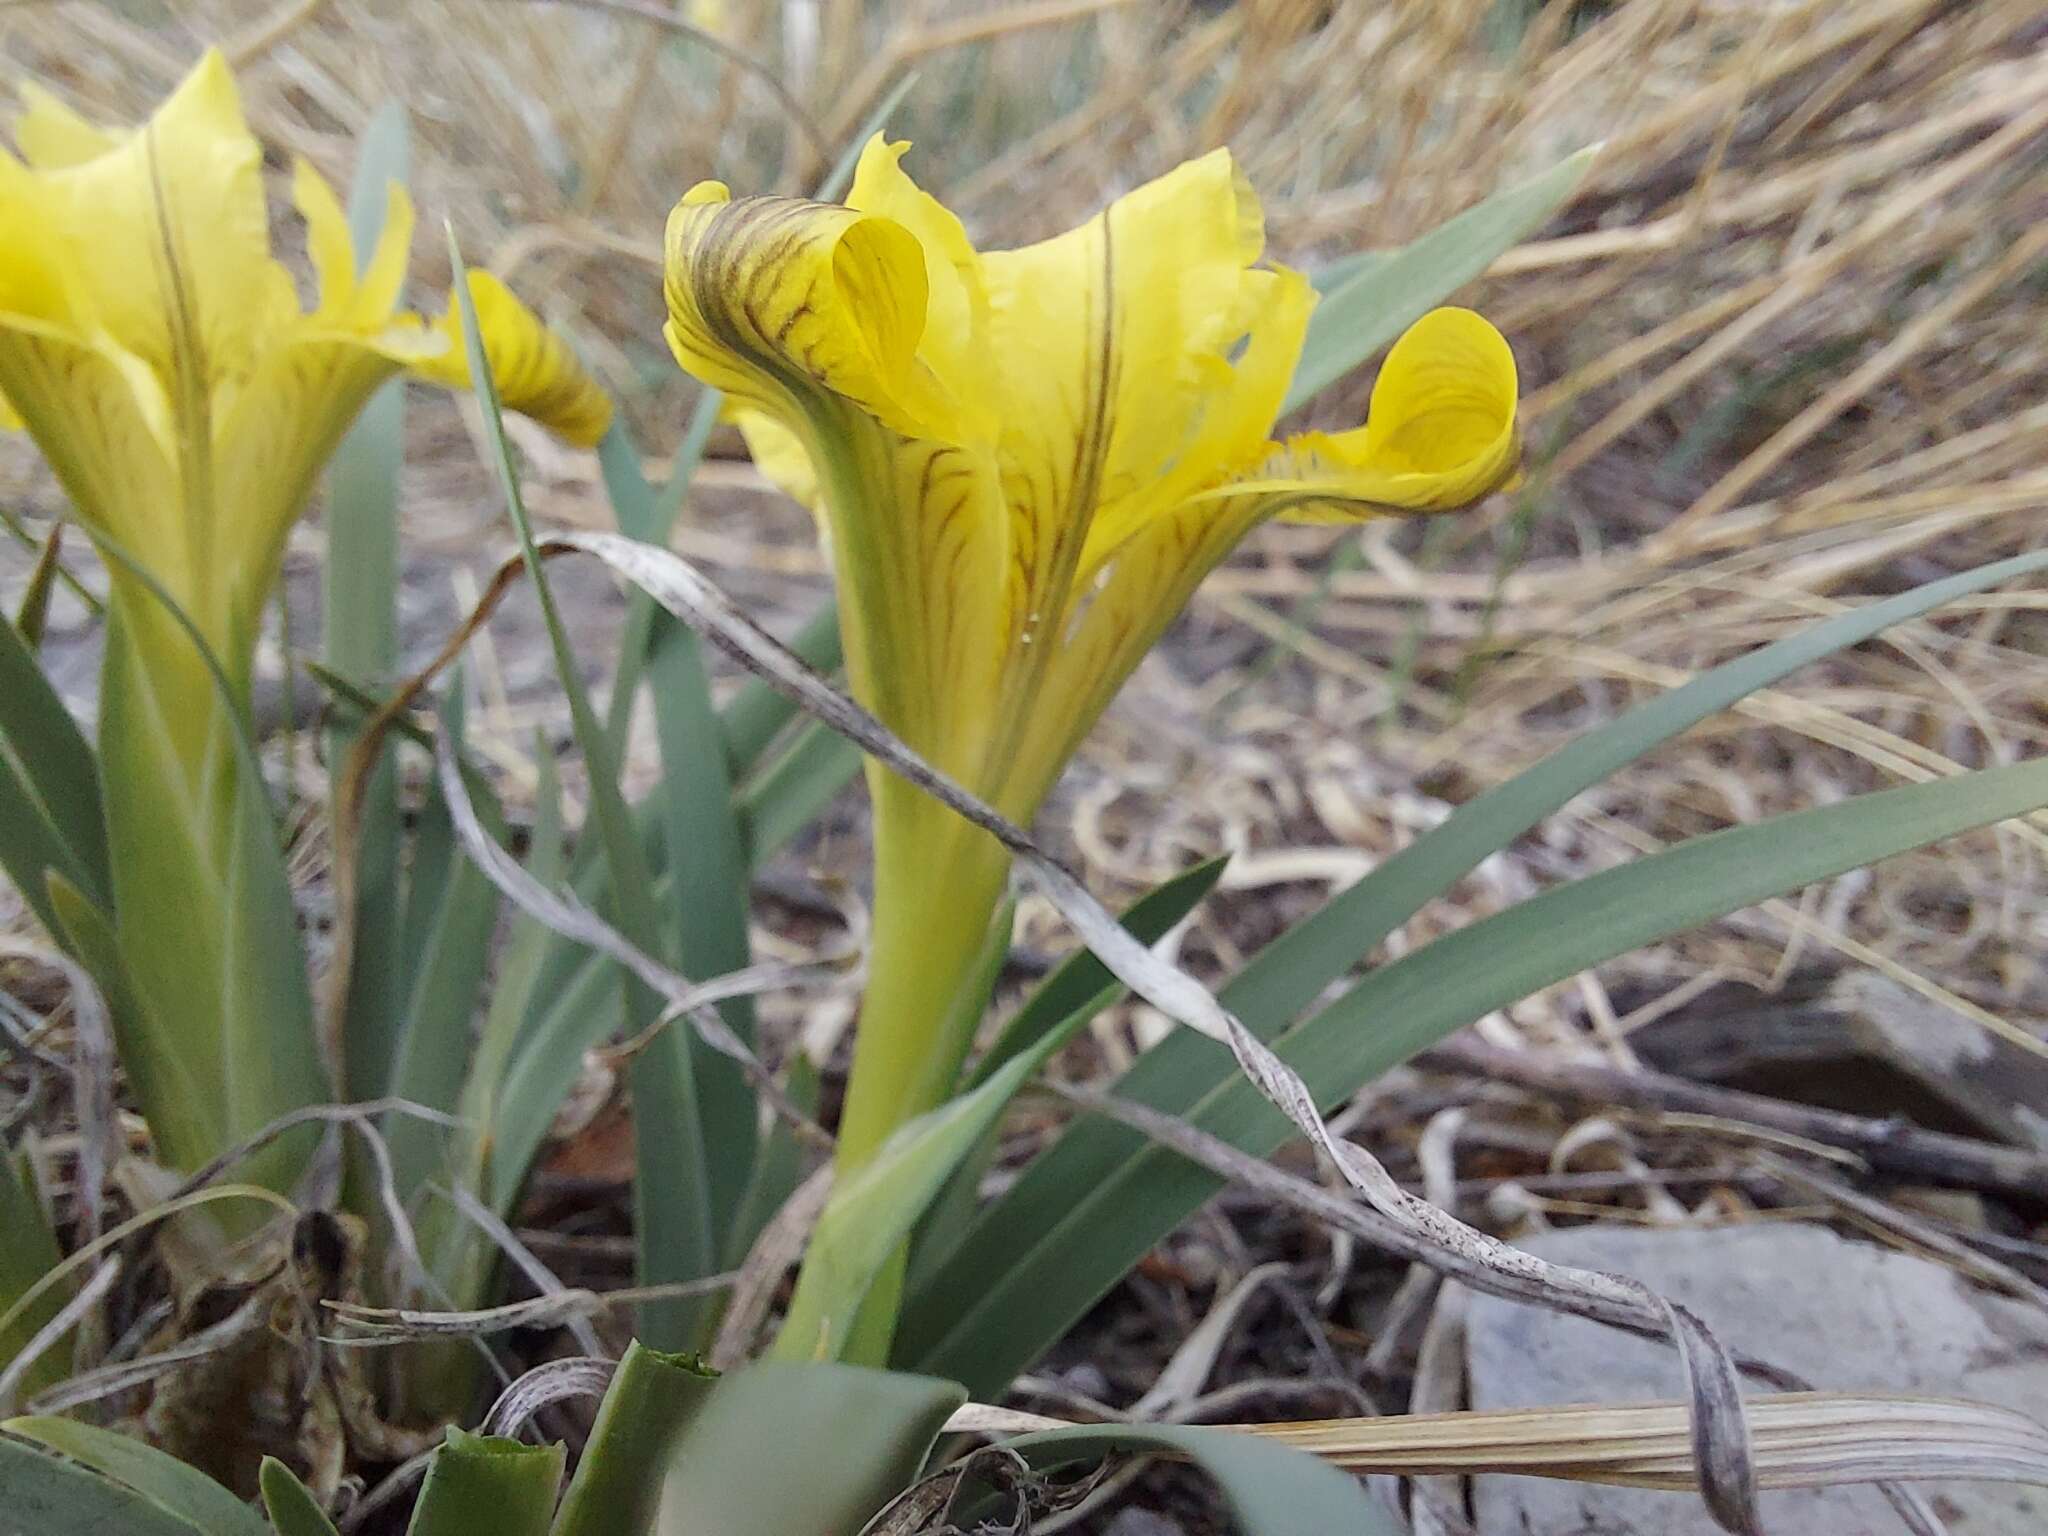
[4,0,2046,1063]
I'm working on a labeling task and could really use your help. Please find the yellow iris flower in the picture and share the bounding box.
[664,135,1520,1203]
[0,49,610,712]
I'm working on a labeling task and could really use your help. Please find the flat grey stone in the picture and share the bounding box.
[1463,1223,2048,1535]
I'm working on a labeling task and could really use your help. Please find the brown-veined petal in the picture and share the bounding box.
[413,270,612,447]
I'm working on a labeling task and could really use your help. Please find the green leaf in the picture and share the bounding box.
[384,685,503,1205]
[906,857,1230,1294]
[404,1428,563,1536]
[601,425,761,1272]
[328,100,411,1106]
[734,718,862,866]
[1001,1423,1400,1536]
[14,522,62,649]
[4,1417,267,1536]
[1284,145,1596,414]
[908,753,2048,1394]
[778,991,1096,1363]
[446,231,713,1350]
[93,591,324,1190]
[654,1361,963,1536]
[0,610,105,907]
[552,1341,718,1536]
[719,602,845,776]
[0,1150,67,1395]
[259,1458,341,1536]
[0,1435,206,1536]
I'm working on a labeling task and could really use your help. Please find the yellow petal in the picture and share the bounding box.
[1238,307,1520,521]
[846,136,992,433]
[663,180,957,441]
[729,405,820,510]
[293,157,359,313]
[26,50,297,388]
[979,148,1278,636]
[415,269,613,446]
[1074,262,1313,590]
[13,82,118,168]
[213,336,409,639]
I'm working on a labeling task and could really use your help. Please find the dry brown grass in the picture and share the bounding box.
[4,0,2046,1064]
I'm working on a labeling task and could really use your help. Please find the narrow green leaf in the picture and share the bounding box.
[0,1436,206,1536]
[910,755,2048,1393]
[385,713,503,1202]
[1285,145,1596,413]
[328,101,411,1104]
[718,601,845,775]
[14,522,62,647]
[723,1055,820,1269]
[779,1000,1092,1363]
[0,1150,67,1395]
[600,424,760,1266]
[552,1342,718,1536]
[0,611,105,901]
[94,590,324,1189]
[906,856,1230,1293]
[901,545,2048,1388]
[445,229,712,1350]
[258,1459,341,1536]
[404,1429,562,1536]
[5,1417,266,1536]
[734,719,862,866]
[1000,1424,1399,1536]
[0,754,90,940]
[599,400,721,758]
[654,1361,963,1536]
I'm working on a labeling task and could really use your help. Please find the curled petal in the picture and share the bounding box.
[415,270,613,447]
[1237,307,1520,521]
[663,180,957,441]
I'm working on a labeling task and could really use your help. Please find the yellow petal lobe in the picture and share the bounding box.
[417,270,613,447]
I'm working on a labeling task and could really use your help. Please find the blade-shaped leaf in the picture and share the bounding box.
[601,425,760,1264]
[404,1429,562,1536]
[1000,1423,1401,1536]
[0,1435,207,1536]
[0,610,104,907]
[552,1341,718,1536]
[0,1151,67,1396]
[258,1459,341,1536]
[5,1417,266,1536]
[94,591,324,1190]
[654,1361,963,1536]
[327,102,411,1104]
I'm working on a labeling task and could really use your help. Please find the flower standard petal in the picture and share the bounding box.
[662,177,1007,773]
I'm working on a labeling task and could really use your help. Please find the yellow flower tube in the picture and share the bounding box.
[664,139,1519,1353]
[0,53,610,1181]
